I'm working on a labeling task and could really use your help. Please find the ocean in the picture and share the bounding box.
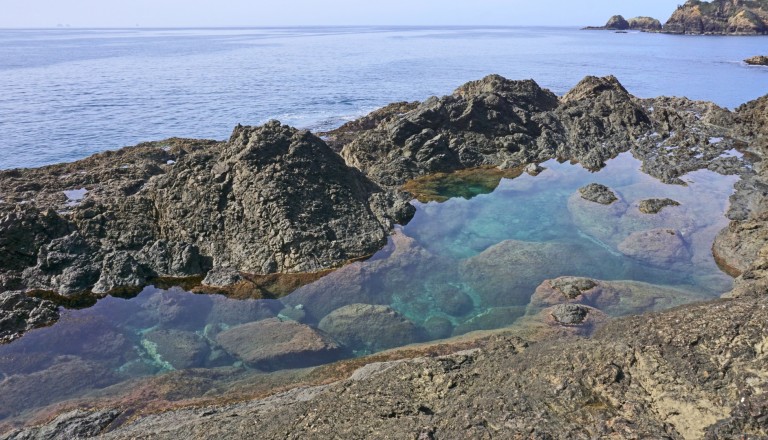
[0,26,766,170]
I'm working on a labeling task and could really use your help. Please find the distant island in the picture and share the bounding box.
[585,0,768,35]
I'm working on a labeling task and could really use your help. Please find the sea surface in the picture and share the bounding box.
[0,26,767,169]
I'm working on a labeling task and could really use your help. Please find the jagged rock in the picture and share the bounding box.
[746,55,768,65]
[216,318,342,370]
[201,267,242,288]
[628,16,663,31]
[548,276,597,299]
[638,198,681,214]
[663,0,768,35]
[549,303,590,324]
[578,183,618,205]
[0,291,59,343]
[318,304,426,352]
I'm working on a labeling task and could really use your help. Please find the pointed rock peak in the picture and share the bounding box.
[561,75,631,104]
[224,120,330,162]
[453,74,559,110]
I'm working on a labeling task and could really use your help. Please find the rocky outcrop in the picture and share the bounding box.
[605,15,630,30]
[745,55,768,65]
[663,0,768,35]
[584,15,662,31]
[0,123,414,303]
[628,16,663,31]
[639,198,681,214]
[579,183,618,204]
[0,292,59,343]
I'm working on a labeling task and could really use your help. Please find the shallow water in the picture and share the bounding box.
[1,26,767,169]
[0,152,738,424]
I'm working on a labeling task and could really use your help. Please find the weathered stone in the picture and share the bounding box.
[628,16,663,31]
[745,55,768,66]
[216,318,342,370]
[638,198,681,214]
[318,304,425,352]
[663,0,768,35]
[617,228,692,268]
[579,183,618,205]
[604,15,630,30]
[0,291,59,344]
[143,329,210,370]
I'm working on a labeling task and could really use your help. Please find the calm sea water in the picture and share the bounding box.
[0,26,767,169]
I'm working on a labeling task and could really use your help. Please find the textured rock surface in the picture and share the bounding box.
[639,197,681,214]
[216,318,342,370]
[663,0,768,35]
[605,15,630,30]
[317,304,426,352]
[0,123,414,302]
[579,183,618,204]
[628,16,663,31]
[19,293,761,440]
[0,292,59,344]
[746,55,768,65]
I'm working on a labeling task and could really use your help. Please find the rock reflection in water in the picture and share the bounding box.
[0,152,739,425]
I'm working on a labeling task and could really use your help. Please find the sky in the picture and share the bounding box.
[0,0,682,28]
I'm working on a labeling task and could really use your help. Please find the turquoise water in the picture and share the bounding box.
[0,153,738,422]
[1,26,767,169]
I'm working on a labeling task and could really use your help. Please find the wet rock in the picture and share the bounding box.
[550,303,589,325]
[423,316,454,340]
[529,277,703,317]
[431,285,474,317]
[638,198,680,214]
[453,306,527,336]
[0,355,121,420]
[548,276,597,299]
[745,55,768,66]
[617,228,692,268]
[206,296,280,327]
[578,183,618,205]
[143,329,210,370]
[216,318,342,370]
[460,239,602,307]
[92,251,152,294]
[0,291,59,344]
[318,304,426,352]
[201,267,242,288]
[142,290,213,330]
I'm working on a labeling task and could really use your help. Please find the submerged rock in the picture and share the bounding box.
[318,304,426,352]
[0,291,59,344]
[216,318,342,370]
[617,228,692,268]
[143,329,210,370]
[638,198,680,214]
[578,183,618,205]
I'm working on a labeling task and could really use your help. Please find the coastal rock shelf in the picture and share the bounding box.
[1,73,768,438]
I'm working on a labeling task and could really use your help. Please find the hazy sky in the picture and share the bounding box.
[1,0,681,28]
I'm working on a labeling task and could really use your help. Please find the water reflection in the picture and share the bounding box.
[0,153,739,424]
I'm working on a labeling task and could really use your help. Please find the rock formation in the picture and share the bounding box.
[663,0,768,34]
[628,16,663,31]
[746,55,768,65]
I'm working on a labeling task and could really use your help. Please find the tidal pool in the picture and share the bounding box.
[0,153,739,426]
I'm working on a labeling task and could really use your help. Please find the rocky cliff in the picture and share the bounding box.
[663,0,768,34]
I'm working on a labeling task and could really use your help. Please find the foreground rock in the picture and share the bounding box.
[317,304,426,353]
[216,318,342,370]
[638,197,680,214]
[579,183,618,204]
[663,0,768,35]
[16,292,762,439]
[746,55,768,65]
[0,292,58,344]
[0,122,414,301]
